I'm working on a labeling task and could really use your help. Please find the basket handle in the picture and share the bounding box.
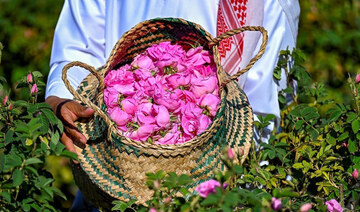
[62,61,117,139]
[209,26,268,87]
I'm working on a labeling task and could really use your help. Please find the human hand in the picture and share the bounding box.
[45,96,94,154]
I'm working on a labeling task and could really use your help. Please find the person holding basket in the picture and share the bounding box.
[45,0,300,210]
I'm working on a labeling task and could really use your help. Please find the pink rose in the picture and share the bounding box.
[104,65,134,87]
[356,74,360,84]
[146,42,186,72]
[131,54,155,70]
[227,148,235,160]
[137,102,153,115]
[198,93,220,117]
[149,208,157,212]
[135,76,157,97]
[27,73,33,83]
[185,46,211,66]
[112,83,135,96]
[166,73,191,88]
[197,114,211,134]
[325,199,342,212]
[2,95,7,105]
[104,87,119,108]
[135,113,156,125]
[31,84,38,94]
[300,203,312,212]
[130,124,155,142]
[134,68,155,81]
[193,64,217,77]
[174,89,197,104]
[182,102,203,119]
[156,131,181,145]
[271,197,282,211]
[153,105,170,128]
[109,107,132,127]
[222,183,228,189]
[156,124,181,144]
[353,169,358,179]
[153,84,181,112]
[120,98,137,115]
[190,74,218,98]
[195,179,221,198]
[132,89,150,103]
[181,114,210,138]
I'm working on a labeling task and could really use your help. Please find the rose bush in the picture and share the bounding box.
[113,49,360,212]
[0,68,77,210]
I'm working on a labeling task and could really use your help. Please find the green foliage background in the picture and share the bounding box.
[0,0,359,209]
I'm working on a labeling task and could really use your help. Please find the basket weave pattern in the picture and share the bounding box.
[62,18,267,208]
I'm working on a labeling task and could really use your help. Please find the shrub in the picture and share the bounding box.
[0,46,77,211]
[113,49,360,211]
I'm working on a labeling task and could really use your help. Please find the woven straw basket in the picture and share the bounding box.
[62,18,267,209]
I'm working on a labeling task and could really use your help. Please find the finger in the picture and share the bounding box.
[67,102,94,118]
[61,132,76,154]
[60,109,88,146]
[61,133,79,164]
[64,124,87,147]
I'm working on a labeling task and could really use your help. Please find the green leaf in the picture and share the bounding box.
[39,113,50,134]
[201,192,221,206]
[112,200,128,212]
[268,150,276,159]
[41,108,58,125]
[6,154,22,169]
[300,106,316,116]
[352,119,360,133]
[243,175,255,183]
[13,169,24,186]
[292,163,304,169]
[15,121,30,134]
[24,158,43,165]
[346,112,357,123]
[278,187,299,198]
[32,71,43,78]
[295,120,304,130]
[348,139,357,153]
[220,204,232,212]
[308,128,319,140]
[327,107,342,122]
[338,132,349,141]
[1,192,11,202]
[51,131,60,145]
[273,67,282,81]
[326,134,336,146]
[5,129,14,145]
[13,100,29,108]
[22,204,31,211]
[25,166,39,176]
[255,176,266,185]
[49,187,67,200]
[264,114,276,123]
[60,150,78,161]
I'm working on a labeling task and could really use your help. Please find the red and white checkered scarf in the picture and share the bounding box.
[217,0,264,88]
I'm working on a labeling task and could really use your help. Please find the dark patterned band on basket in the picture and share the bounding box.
[61,18,267,209]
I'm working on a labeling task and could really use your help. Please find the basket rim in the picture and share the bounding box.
[93,18,233,151]
[68,17,253,154]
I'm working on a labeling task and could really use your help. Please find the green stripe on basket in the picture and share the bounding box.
[86,145,133,199]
